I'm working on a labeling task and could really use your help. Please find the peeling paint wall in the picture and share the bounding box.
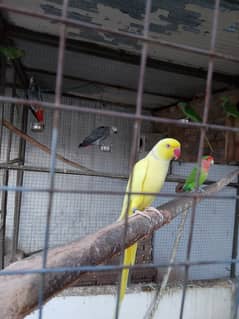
[4,0,239,67]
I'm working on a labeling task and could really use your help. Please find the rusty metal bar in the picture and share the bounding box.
[231,176,239,278]
[0,104,14,269]
[0,53,7,269]
[37,0,69,318]
[114,0,152,317]
[179,0,221,318]
[1,95,239,134]
[11,69,28,261]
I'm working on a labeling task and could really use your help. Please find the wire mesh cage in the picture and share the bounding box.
[0,0,239,319]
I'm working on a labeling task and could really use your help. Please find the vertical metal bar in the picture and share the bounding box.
[114,0,151,318]
[0,53,7,269]
[0,42,6,268]
[0,103,14,269]
[10,70,29,261]
[0,54,6,160]
[231,176,239,319]
[37,1,69,318]
[231,175,239,278]
[178,0,220,318]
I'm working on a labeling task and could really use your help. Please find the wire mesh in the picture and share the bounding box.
[0,0,239,318]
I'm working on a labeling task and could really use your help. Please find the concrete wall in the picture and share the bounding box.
[26,281,234,319]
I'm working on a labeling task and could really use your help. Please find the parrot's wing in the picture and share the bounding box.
[118,158,148,220]
[184,106,202,122]
[129,158,148,193]
[79,126,109,146]
[183,167,197,191]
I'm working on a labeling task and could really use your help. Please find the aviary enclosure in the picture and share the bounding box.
[0,0,239,318]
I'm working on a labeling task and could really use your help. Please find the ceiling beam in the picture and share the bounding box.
[25,66,184,101]
[6,24,239,86]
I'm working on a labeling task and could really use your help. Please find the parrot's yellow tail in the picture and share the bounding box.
[119,242,138,303]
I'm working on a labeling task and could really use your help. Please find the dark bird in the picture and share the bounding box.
[79,126,118,148]
[27,76,44,123]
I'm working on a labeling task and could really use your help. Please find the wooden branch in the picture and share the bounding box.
[0,168,238,319]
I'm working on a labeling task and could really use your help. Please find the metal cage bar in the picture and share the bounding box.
[0,0,238,318]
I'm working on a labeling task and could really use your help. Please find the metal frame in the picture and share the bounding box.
[0,0,239,319]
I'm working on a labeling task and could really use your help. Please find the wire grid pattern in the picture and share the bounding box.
[153,163,237,281]
[0,0,239,319]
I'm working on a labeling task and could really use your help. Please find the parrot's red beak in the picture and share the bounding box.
[174,148,181,160]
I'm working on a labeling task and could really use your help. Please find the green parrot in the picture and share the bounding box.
[178,102,202,122]
[178,102,213,153]
[0,46,25,60]
[220,96,239,119]
[182,155,214,192]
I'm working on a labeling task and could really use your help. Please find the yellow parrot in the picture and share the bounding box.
[118,137,181,304]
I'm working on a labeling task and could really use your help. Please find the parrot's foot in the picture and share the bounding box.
[133,209,152,221]
[198,186,206,192]
[133,207,164,223]
[145,207,165,223]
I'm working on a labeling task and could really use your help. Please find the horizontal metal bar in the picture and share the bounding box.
[0,185,235,201]
[1,4,239,64]
[1,95,239,133]
[0,163,128,179]
[0,158,21,165]
[1,257,239,276]
[1,164,239,188]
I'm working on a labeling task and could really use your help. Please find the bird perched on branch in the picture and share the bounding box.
[176,155,214,192]
[78,126,117,148]
[220,96,239,119]
[118,138,181,305]
[178,102,214,153]
[27,76,44,124]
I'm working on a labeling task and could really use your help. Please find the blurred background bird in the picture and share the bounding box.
[176,155,214,192]
[78,126,118,148]
[220,96,239,119]
[178,102,214,153]
[28,76,45,131]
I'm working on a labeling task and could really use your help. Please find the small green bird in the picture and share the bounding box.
[178,102,214,153]
[220,96,239,119]
[0,46,25,60]
[182,155,214,192]
[178,102,202,122]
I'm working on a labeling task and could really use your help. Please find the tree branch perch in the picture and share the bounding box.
[0,168,238,319]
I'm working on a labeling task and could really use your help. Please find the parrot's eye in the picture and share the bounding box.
[166,144,170,148]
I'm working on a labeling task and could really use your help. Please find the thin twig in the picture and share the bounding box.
[144,208,189,319]
[2,120,123,179]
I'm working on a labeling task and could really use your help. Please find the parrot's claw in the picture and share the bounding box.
[133,207,164,223]
[198,186,206,193]
[145,207,164,223]
[133,209,152,222]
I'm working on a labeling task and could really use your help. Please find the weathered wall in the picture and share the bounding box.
[26,281,234,319]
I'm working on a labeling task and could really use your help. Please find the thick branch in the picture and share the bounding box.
[0,168,238,319]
